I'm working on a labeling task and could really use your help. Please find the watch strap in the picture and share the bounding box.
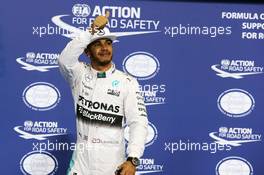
[127,157,139,167]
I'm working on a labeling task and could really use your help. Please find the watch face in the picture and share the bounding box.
[132,158,140,166]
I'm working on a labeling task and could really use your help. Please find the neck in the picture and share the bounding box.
[91,62,112,72]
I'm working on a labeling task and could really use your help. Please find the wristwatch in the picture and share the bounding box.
[127,157,140,167]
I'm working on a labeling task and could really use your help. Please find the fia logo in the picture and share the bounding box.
[72,4,91,17]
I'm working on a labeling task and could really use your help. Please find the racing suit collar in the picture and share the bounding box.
[90,62,116,78]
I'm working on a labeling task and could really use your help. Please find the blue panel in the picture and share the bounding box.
[1,0,263,174]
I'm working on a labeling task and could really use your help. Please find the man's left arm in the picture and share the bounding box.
[118,77,148,175]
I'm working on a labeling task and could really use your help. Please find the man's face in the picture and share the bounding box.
[86,38,113,66]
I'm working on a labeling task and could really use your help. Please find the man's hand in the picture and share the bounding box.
[89,11,110,35]
[115,161,136,175]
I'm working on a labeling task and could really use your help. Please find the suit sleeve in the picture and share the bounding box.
[124,77,149,158]
[58,31,91,86]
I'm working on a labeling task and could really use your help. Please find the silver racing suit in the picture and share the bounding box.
[58,31,148,175]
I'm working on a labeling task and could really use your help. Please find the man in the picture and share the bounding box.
[58,12,148,175]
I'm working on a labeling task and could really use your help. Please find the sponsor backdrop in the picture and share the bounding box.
[1,0,263,174]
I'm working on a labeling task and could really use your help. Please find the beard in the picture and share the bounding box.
[90,53,113,66]
[94,58,112,66]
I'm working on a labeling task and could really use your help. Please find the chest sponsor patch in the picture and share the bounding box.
[78,96,120,113]
[77,104,123,127]
[107,89,120,97]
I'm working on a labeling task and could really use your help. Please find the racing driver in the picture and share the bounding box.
[58,12,149,175]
